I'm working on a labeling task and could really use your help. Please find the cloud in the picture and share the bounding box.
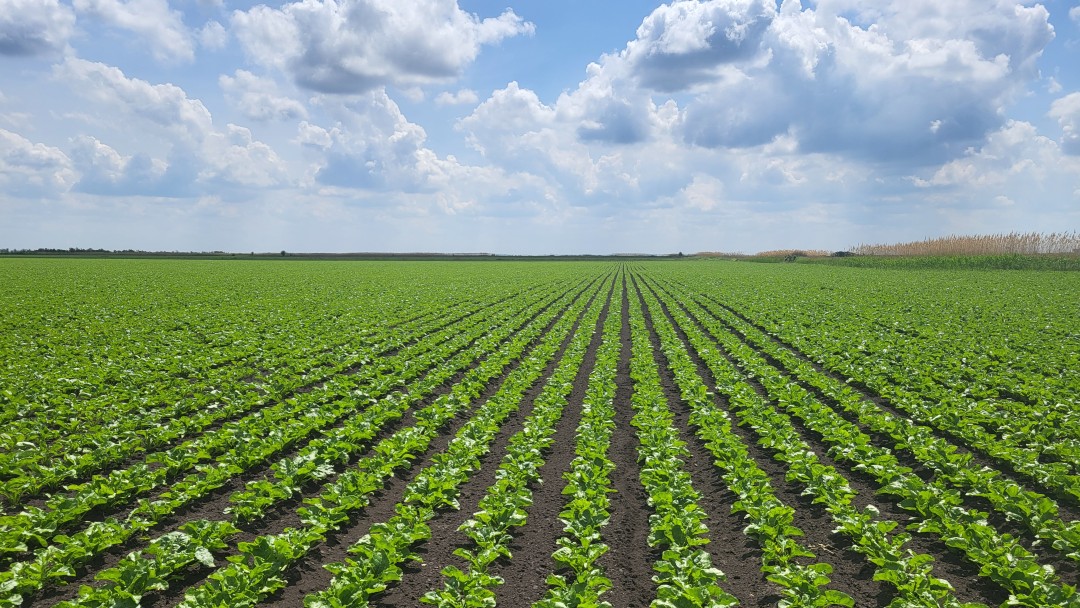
[199,20,228,51]
[620,0,1051,164]
[1072,7,1080,25]
[0,128,75,196]
[678,174,726,211]
[0,0,75,56]
[445,0,1062,248]
[460,81,696,205]
[306,90,432,189]
[555,62,661,146]
[58,59,286,194]
[231,0,534,94]
[202,124,288,188]
[296,121,334,149]
[69,135,172,196]
[73,0,194,63]
[574,98,652,144]
[815,0,1052,78]
[1049,93,1080,155]
[460,82,555,142]
[57,57,213,141]
[435,89,479,106]
[296,89,538,216]
[624,0,776,92]
[460,0,1052,169]
[219,70,307,122]
[69,129,286,197]
[913,120,1072,189]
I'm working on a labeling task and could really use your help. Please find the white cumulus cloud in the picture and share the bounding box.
[624,0,777,91]
[199,20,228,51]
[220,70,307,122]
[73,0,195,63]
[202,124,287,188]
[306,89,433,189]
[0,0,74,56]
[57,59,286,194]
[914,120,1070,188]
[608,0,1053,163]
[57,57,213,140]
[435,89,479,106]
[69,135,171,196]
[1049,93,1080,155]
[0,127,75,196]
[231,0,534,94]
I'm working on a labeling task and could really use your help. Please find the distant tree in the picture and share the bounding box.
[281,250,286,257]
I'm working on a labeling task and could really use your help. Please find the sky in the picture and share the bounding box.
[1,0,1078,255]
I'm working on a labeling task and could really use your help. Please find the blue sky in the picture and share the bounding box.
[1,0,1078,254]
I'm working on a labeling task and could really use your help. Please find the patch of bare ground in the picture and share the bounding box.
[675,284,1080,579]
[595,274,655,608]
[492,278,623,607]
[628,273,783,607]
[28,284,589,608]
[250,278,605,608]
[696,289,1080,513]
[641,278,1009,607]
[372,276,614,607]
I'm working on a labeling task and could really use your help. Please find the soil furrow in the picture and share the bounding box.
[597,272,654,608]
[627,271,782,607]
[645,278,1009,607]
[245,275,607,608]
[693,288,1080,512]
[673,282,1080,574]
[15,293,511,503]
[30,280,594,608]
[681,288,1080,577]
[371,274,615,607]
[492,277,621,607]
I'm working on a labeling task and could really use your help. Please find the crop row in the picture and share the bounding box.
[1,276,595,606]
[420,273,615,607]
[641,271,1078,607]
[291,271,610,608]
[675,282,1080,565]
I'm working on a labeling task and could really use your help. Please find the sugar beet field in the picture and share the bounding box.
[1,259,1079,608]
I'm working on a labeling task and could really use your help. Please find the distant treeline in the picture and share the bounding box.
[0,248,687,261]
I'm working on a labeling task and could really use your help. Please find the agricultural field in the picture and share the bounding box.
[0,257,1078,608]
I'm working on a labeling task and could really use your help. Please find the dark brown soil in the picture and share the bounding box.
[638,274,1012,607]
[20,267,1071,608]
[674,282,1080,581]
[371,275,615,606]
[493,276,622,606]
[628,273,785,606]
[27,281,590,608]
[597,274,657,608]
[253,276,606,608]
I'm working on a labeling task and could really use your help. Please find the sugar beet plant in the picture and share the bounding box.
[2,258,1078,607]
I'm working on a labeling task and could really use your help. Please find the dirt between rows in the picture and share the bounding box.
[675,281,1080,584]
[26,279,596,608]
[373,275,616,606]
[27,269,1070,608]
[638,276,1012,605]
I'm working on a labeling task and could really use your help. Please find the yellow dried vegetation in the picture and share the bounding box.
[851,232,1080,256]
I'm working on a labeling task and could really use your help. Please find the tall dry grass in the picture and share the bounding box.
[851,232,1080,256]
[754,249,831,257]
